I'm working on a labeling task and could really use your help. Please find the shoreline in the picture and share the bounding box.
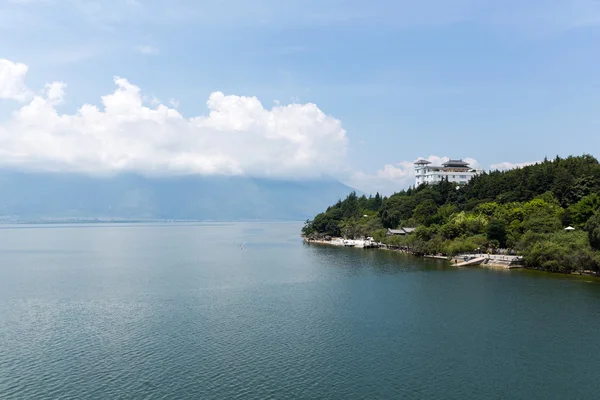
[303,237,523,269]
[304,236,599,277]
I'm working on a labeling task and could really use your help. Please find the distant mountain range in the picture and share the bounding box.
[0,171,356,222]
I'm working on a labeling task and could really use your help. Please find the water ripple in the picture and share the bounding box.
[2,223,600,399]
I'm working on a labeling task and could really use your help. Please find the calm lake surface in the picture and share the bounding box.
[1,222,599,399]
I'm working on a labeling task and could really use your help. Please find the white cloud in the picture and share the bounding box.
[349,155,480,195]
[44,81,66,104]
[490,161,539,171]
[0,59,30,101]
[0,59,347,178]
[135,45,159,55]
[349,162,414,196]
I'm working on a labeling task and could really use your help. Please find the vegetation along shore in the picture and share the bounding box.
[302,155,600,275]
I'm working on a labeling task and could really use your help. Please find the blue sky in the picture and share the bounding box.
[1,0,599,194]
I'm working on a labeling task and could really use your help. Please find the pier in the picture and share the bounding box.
[452,254,524,269]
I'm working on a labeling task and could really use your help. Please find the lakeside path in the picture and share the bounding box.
[302,237,523,269]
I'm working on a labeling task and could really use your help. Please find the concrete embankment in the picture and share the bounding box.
[304,237,524,269]
[303,237,381,249]
[452,254,524,269]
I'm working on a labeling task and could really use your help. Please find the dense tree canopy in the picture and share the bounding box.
[486,219,507,248]
[584,211,600,251]
[303,155,600,274]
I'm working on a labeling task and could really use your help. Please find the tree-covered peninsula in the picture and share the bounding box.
[302,155,600,274]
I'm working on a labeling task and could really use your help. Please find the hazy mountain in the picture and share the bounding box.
[0,171,357,221]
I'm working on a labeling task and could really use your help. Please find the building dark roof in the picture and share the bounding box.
[414,159,431,165]
[386,227,417,235]
[442,159,470,167]
[387,229,404,235]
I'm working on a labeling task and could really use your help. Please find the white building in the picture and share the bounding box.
[414,159,478,187]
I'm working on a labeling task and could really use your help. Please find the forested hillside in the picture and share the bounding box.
[302,155,600,274]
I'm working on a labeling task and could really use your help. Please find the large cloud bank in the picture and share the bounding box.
[0,59,347,177]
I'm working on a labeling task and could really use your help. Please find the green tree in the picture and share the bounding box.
[521,198,562,233]
[415,225,439,242]
[379,195,416,228]
[301,219,314,236]
[340,217,359,239]
[431,204,457,225]
[475,202,499,217]
[486,219,507,247]
[522,212,561,234]
[341,192,360,218]
[356,213,383,238]
[570,193,600,227]
[413,199,439,226]
[561,207,573,227]
[519,231,600,273]
[370,192,383,211]
[584,211,600,250]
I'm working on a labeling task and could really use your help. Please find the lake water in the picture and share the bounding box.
[1,222,599,399]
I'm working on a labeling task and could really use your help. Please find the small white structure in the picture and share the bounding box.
[564,226,576,231]
[414,159,478,187]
